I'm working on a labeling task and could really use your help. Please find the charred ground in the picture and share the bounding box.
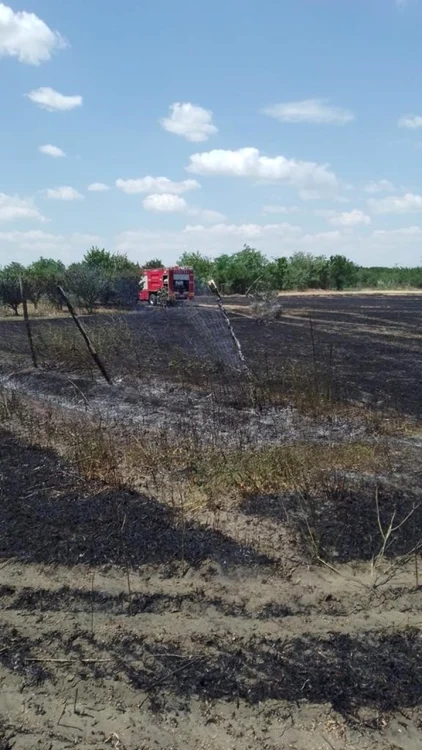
[1,293,422,415]
[1,293,422,749]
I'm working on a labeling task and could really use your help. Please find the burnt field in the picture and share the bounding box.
[235,293,422,417]
[1,294,422,749]
[1,293,422,416]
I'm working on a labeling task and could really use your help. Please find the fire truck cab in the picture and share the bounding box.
[139,266,195,305]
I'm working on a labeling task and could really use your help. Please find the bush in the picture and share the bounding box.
[0,263,24,315]
[65,264,109,313]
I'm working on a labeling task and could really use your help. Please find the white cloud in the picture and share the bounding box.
[396,0,407,8]
[39,144,65,158]
[26,87,82,112]
[140,192,224,220]
[186,147,338,190]
[0,230,58,242]
[330,209,371,227]
[0,2,66,65]
[333,196,351,204]
[0,193,45,222]
[398,114,422,129]
[184,222,301,238]
[88,182,110,192]
[301,230,343,246]
[372,226,422,239]
[298,189,321,201]
[116,175,200,195]
[115,223,422,267]
[368,192,422,214]
[315,208,371,226]
[115,225,305,265]
[364,179,395,194]
[263,205,299,214]
[4,221,416,269]
[71,232,103,244]
[188,208,226,222]
[44,186,84,201]
[143,194,187,212]
[117,230,189,257]
[263,98,354,125]
[0,230,102,264]
[160,102,218,142]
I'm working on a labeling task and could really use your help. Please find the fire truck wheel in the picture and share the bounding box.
[149,293,157,306]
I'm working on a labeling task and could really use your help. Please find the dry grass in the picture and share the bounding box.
[0,385,384,493]
[0,300,68,321]
[0,300,134,321]
[19,313,416,438]
[2,382,421,590]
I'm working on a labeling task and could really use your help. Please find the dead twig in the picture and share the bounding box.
[57,700,67,726]
[371,487,421,587]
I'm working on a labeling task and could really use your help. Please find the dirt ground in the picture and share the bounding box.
[1,429,422,750]
[1,294,422,749]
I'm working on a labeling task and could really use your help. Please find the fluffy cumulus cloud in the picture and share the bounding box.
[368,193,422,214]
[398,114,422,129]
[186,147,337,190]
[26,87,82,112]
[331,210,371,227]
[44,186,84,201]
[143,194,187,212]
[0,192,45,222]
[160,102,218,142]
[0,2,66,64]
[116,176,200,195]
[364,179,395,194]
[88,182,110,192]
[141,193,225,220]
[39,144,65,158]
[316,209,371,227]
[263,99,354,125]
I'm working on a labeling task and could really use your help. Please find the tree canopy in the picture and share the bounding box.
[1,244,421,315]
[142,258,164,269]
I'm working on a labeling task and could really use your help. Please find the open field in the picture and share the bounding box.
[1,294,422,749]
[1,292,422,415]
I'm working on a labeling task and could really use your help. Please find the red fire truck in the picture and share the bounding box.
[139,266,195,305]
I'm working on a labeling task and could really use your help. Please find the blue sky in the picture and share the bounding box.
[1,0,422,267]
